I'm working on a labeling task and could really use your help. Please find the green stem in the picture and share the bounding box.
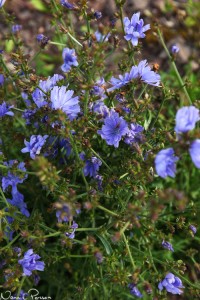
[0,234,20,251]
[157,27,192,105]
[90,148,112,171]
[97,205,119,217]
[16,277,26,298]
[0,164,36,175]
[120,221,130,235]
[137,84,148,101]
[122,232,135,270]
[149,95,166,129]
[0,187,9,207]
[49,41,66,46]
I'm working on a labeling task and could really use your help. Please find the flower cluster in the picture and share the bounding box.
[18,249,45,276]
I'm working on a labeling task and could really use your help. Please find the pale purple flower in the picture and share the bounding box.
[189,139,200,168]
[18,249,45,276]
[171,45,179,54]
[0,0,6,8]
[56,203,73,223]
[36,34,49,47]
[61,48,78,72]
[124,12,150,46]
[90,100,109,118]
[124,123,144,144]
[136,60,161,86]
[189,225,197,235]
[128,283,143,298]
[94,11,102,20]
[8,191,30,217]
[175,106,199,133]
[95,252,104,264]
[32,74,63,108]
[98,110,129,148]
[12,25,22,34]
[107,72,131,92]
[155,148,179,178]
[95,31,110,42]
[50,86,80,120]
[0,102,14,117]
[1,160,27,195]
[83,156,102,177]
[21,135,48,159]
[158,273,184,295]
[66,221,78,239]
[162,240,174,252]
[60,0,74,9]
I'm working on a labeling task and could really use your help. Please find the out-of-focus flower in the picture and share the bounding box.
[0,74,4,85]
[0,0,6,8]
[90,100,109,119]
[98,110,128,148]
[66,221,78,239]
[1,160,27,195]
[95,251,104,264]
[124,123,144,144]
[175,106,199,133]
[95,31,110,42]
[8,191,30,217]
[21,135,48,159]
[128,283,143,298]
[60,0,75,9]
[61,48,78,72]
[14,290,28,300]
[18,249,45,276]
[22,109,37,125]
[0,102,14,117]
[12,25,22,34]
[83,156,102,177]
[36,34,49,47]
[189,139,200,168]
[124,12,150,46]
[155,148,179,178]
[189,225,197,235]
[162,240,174,252]
[50,86,80,120]
[171,45,179,54]
[94,11,102,20]
[158,273,184,295]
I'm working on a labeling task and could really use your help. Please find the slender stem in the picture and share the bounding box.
[157,27,192,105]
[120,221,130,235]
[0,164,36,175]
[0,234,20,251]
[0,187,9,207]
[97,205,119,217]
[16,277,26,298]
[67,32,83,47]
[84,90,89,116]
[49,41,66,46]
[149,95,166,130]
[122,232,135,270]
[137,84,148,101]
[90,148,112,171]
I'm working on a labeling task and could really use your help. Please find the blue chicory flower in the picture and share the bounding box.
[158,273,184,295]
[50,86,80,120]
[21,135,48,159]
[95,251,104,264]
[107,72,131,92]
[0,74,4,85]
[90,100,109,118]
[189,225,197,235]
[189,139,200,169]
[155,148,179,178]
[18,249,45,276]
[171,45,179,54]
[97,110,129,148]
[0,101,14,117]
[60,0,75,9]
[66,221,78,239]
[1,160,27,195]
[32,74,63,108]
[162,240,174,252]
[0,0,6,8]
[83,156,102,177]
[95,31,110,42]
[124,123,144,144]
[61,48,78,72]
[94,11,102,20]
[12,25,22,34]
[175,106,199,133]
[136,60,161,86]
[7,191,30,217]
[124,12,150,46]
[128,283,143,298]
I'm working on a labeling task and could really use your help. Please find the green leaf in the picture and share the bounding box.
[95,233,113,255]
[30,0,47,12]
